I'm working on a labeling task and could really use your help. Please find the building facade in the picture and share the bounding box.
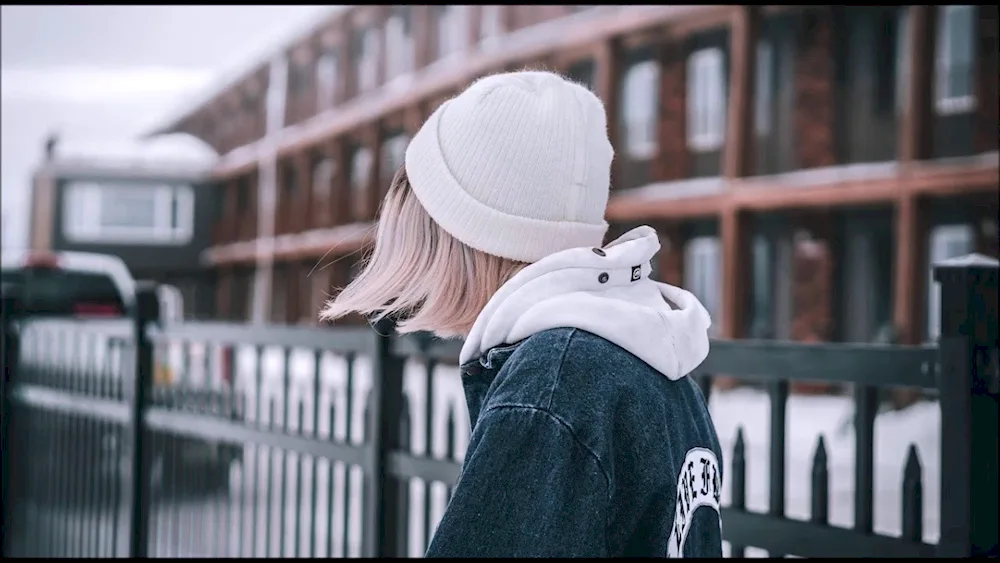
[28,143,220,318]
[150,5,998,354]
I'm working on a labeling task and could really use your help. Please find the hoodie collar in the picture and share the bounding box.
[459,226,712,381]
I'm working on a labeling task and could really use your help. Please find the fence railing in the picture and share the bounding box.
[0,255,996,558]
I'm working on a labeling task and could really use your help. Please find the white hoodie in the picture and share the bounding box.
[460,226,713,381]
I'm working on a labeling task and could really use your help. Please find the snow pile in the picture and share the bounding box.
[710,388,941,555]
[47,132,218,172]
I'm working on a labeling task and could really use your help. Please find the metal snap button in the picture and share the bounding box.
[592,248,606,257]
[598,272,609,283]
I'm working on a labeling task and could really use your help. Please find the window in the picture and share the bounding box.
[935,5,976,115]
[381,134,409,182]
[871,10,901,117]
[282,162,298,201]
[896,8,910,115]
[385,7,413,79]
[236,268,253,321]
[436,6,469,59]
[242,91,263,137]
[297,263,313,324]
[236,176,250,213]
[684,236,722,337]
[240,91,258,115]
[568,60,595,91]
[749,235,773,338]
[687,47,727,152]
[480,6,503,44]
[265,59,287,134]
[348,258,364,283]
[621,59,660,160]
[313,158,336,202]
[316,48,339,112]
[755,41,773,137]
[239,91,259,138]
[311,267,332,322]
[271,266,288,324]
[926,224,974,342]
[288,61,310,96]
[351,147,373,195]
[838,219,894,343]
[356,27,379,92]
[219,107,237,145]
[62,182,195,245]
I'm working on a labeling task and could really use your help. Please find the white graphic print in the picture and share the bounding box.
[667,448,721,558]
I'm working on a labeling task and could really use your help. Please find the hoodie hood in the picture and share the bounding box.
[460,226,712,381]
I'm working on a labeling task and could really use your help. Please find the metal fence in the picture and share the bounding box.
[1,256,996,558]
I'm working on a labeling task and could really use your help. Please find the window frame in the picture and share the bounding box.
[356,27,380,93]
[684,235,723,338]
[312,158,336,202]
[282,161,299,201]
[380,134,409,182]
[350,146,374,195]
[895,7,910,115]
[755,41,774,137]
[62,182,195,245]
[926,223,975,342]
[310,266,332,324]
[686,47,727,152]
[288,60,311,98]
[271,265,289,324]
[934,5,977,116]
[567,59,596,91]
[315,48,339,112]
[621,59,660,160]
[437,5,469,60]
[479,5,503,46]
[385,7,414,79]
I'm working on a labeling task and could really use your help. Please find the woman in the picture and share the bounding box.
[322,71,723,558]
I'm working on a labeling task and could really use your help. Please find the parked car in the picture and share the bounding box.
[1,251,241,493]
[1,250,135,317]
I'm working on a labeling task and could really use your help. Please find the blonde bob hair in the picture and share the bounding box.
[320,168,527,338]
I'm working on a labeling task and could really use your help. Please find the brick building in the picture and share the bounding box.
[148,5,997,359]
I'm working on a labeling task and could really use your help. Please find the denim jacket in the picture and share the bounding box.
[425,327,724,557]
[426,226,723,557]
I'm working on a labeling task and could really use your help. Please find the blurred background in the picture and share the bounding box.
[0,4,997,559]
[1,5,332,252]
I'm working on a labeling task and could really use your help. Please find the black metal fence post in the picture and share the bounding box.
[126,285,161,558]
[0,291,20,558]
[363,319,407,557]
[934,253,999,557]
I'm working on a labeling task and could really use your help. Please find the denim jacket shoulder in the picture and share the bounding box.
[439,327,723,558]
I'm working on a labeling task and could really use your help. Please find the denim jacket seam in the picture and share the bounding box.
[543,328,577,412]
[483,341,523,369]
[481,402,613,501]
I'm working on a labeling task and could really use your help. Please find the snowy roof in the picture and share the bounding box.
[933,253,999,269]
[146,5,351,138]
[39,133,219,179]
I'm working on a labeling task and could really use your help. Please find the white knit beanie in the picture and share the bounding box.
[404,70,614,263]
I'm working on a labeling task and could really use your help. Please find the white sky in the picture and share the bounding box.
[0,5,334,250]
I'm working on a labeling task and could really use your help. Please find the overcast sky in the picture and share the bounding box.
[1,5,334,250]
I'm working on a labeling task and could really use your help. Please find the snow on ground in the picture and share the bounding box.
[709,389,940,557]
